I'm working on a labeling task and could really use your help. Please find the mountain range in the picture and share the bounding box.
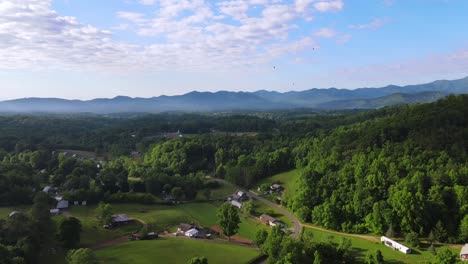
[1,76,467,113]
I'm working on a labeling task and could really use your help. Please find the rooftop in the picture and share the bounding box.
[461,244,468,255]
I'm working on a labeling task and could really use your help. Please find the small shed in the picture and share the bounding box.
[57,200,69,209]
[185,228,200,238]
[8,211,21,218]
[81,201,87,206]
[381,236,411,254]
[50,209,60,215]
[111,214,133,226]
[461,244,468,261]
[260,214,278,226]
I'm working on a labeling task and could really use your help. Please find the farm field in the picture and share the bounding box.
[95,237,260,264]
[304,226,461,264]
[69,202,262,241]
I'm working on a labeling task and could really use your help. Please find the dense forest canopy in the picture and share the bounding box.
[0,95,466,246]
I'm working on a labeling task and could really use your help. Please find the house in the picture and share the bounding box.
[57,200,69,209]
[8,211,21,218]
[178,223,194,233]
[230,200,242,209]
[43,186,52,193]
[111,214,133,226]
[185,228,200,238]
[270,184,283,192]
[50,209,60,215]
[461,244,468,261]
[231,190,248,201]
[380,236,411,254]
[259,214,285,228]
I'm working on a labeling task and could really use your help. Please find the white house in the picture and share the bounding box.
[43,186,52,193]
[230,200,242,209]
[185,228,200,238]
[57,200,69,209]
[461,244,468,261]
[381,236,411,254]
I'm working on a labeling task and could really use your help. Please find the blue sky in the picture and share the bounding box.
[0,0,467,100]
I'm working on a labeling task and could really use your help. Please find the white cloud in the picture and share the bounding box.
[314,0,344,12]
[139,0,157,5]
[314,27,336,38]
[349,18,386,30]
[0,0,345,72]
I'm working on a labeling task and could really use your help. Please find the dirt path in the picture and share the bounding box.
[301,223,380,242]
[90,235,130,250]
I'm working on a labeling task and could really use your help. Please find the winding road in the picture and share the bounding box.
[208,177,302,239]
[247,190,302,239]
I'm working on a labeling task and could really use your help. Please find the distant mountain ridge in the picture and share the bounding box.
[1,76,467,113]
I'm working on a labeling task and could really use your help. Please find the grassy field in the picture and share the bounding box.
[96,237,260,264]
[196,180,237,201]
[69,202,263,241]
[304,227,460,264]
[251,200,292,228]
[0,206,31,220]
[65,206,142,246]
[255,169,302,200]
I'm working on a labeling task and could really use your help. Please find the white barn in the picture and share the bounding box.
[381,236,411,254]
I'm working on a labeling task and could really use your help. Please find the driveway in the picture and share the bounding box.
[247,190,302,239]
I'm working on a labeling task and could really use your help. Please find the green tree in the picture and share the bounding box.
[28,192,57,263]
[58,217,82,249]
[241,201,253,216]
[261,226,284,262]
[435,248,461,264]
[96,202,114,225]
[67,248,98,264]
[459,215,468,241]
[171,187,184,201]
[254,229,268,246]
[433,221,448,243]
[202,189,211,201]
[375,249,384,264]
[0,244,13,264]
[428,244,436,255]
[313,250,322,264]
[187,256,208,264]
[216,203,240,241]
[405,231,419,247]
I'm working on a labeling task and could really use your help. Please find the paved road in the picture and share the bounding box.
[247,190,302,239]
[207,176,302,239]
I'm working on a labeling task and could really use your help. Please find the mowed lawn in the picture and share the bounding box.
[0,206,31,220]
[95,237,260,264]
[69,202,263,241]
[251,200,292,228]
[66,206,142,246]
[255,169,302,200]
[304,227,460,264]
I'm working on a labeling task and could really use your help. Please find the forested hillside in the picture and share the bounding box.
[288,95,468,242]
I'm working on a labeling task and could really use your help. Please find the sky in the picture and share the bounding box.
[0,0,467,100]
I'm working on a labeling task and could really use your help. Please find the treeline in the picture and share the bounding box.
[287,95,468,243]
